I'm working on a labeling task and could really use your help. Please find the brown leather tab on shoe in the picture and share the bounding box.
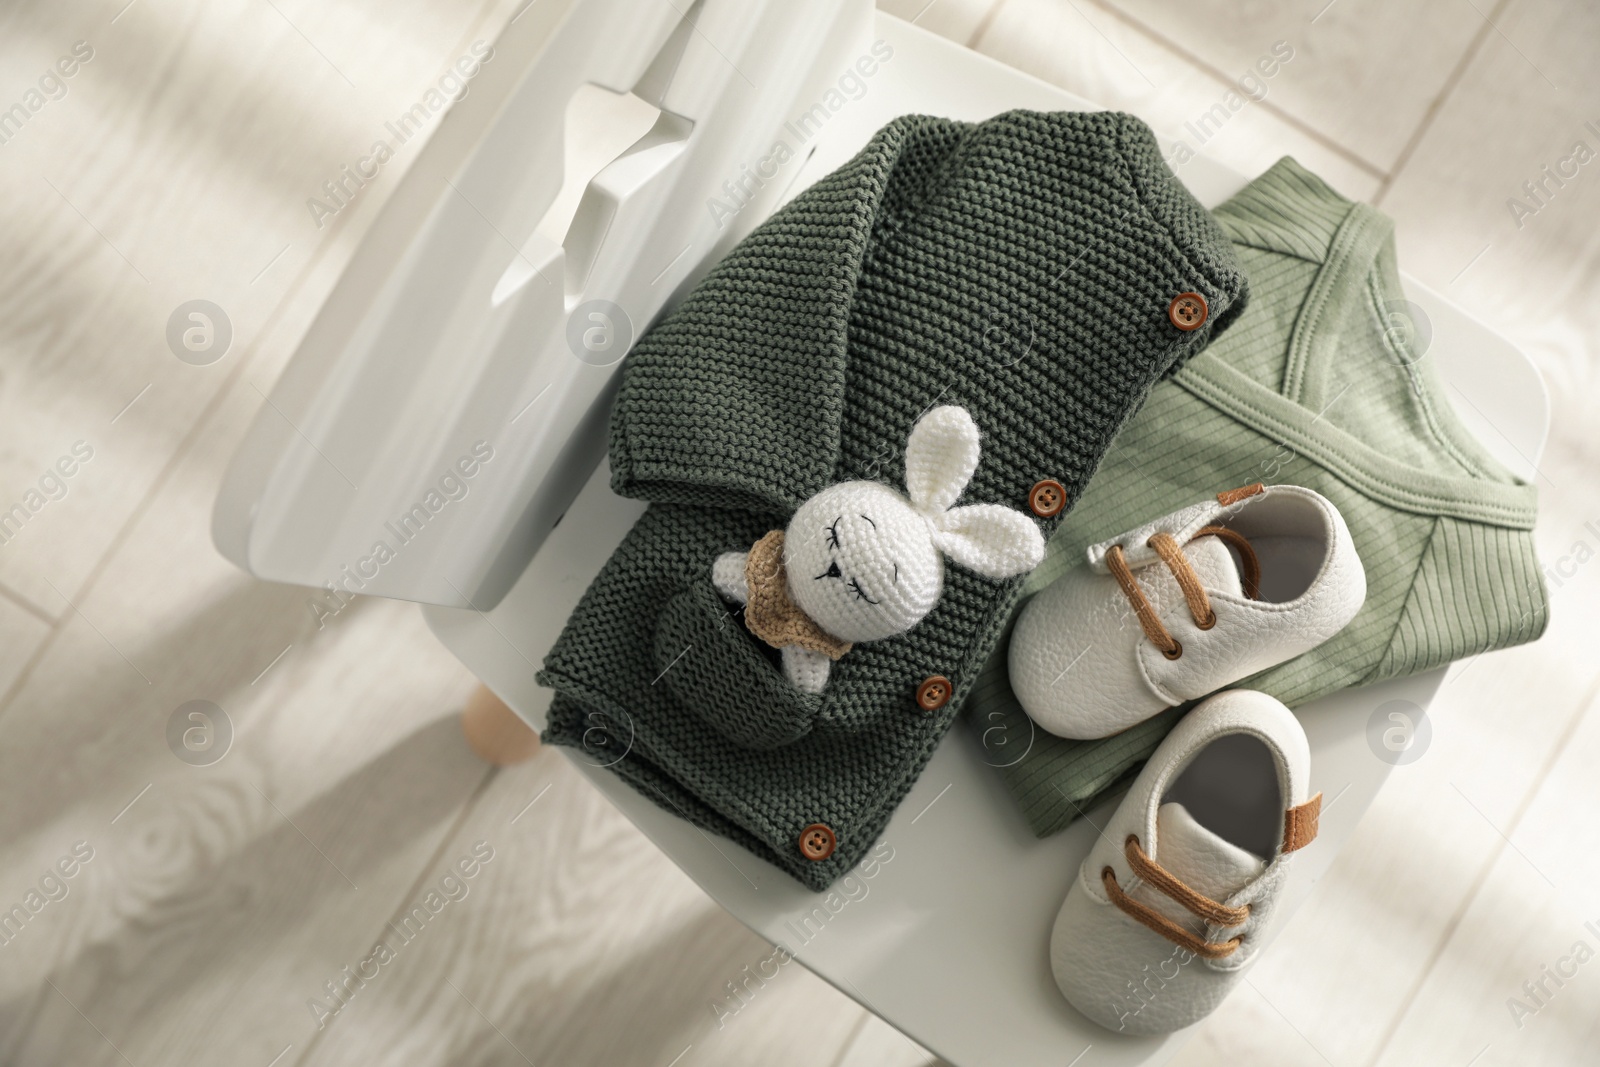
[1282,793,1322,853]
[1216,482,1265,507]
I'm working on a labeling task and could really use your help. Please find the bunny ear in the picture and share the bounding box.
[904,406,981,514]
[931,504,1045,579]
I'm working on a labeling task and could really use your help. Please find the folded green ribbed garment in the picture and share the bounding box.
[538,110,1248,889]
[968,157,1548,837]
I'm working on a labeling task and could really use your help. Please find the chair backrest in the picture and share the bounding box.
[213,0,874,609]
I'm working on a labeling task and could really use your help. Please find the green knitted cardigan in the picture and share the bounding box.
[538,110,1248,890]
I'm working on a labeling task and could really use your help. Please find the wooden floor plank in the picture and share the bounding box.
[876,0,1005,46]
[0,1,526,1064]
[0,367,487,1067]
[969,0,1383,200]
[1090,0,1487,172]
[297,755,873,1067]
[0,595,53,698]
[1377,0,1600,458]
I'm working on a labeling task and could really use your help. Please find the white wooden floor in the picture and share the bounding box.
[1,1,1596,1064]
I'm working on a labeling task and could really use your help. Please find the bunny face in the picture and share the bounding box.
[785,482,945,643]
[780,405,1048,647]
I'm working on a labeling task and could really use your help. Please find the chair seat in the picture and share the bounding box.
[424,14,1548,1066]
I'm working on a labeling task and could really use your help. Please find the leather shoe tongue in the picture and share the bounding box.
[1183,535,1244,599]
[1155,802,1264,902]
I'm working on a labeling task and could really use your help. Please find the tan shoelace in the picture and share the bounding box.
[1105,525,1262,661]
[1101,835,1250,959]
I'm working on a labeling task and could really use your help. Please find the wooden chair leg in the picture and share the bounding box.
[461,683,541,765]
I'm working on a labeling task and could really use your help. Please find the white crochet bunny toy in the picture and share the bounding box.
[712,405,1046,693]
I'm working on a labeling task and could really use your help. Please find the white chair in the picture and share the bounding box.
[215,4,1548,1063]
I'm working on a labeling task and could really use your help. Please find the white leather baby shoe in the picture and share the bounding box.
[1009,482,1364,739]
[1050,689,1320,1034]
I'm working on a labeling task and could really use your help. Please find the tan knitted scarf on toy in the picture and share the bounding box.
[743,531,853,661]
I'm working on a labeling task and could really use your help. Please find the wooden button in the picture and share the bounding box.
[1028,479,1066,518]
[1168,292,1208,331]
[798,823,836,861]
[915,675,953,712]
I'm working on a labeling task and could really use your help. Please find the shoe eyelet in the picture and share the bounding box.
[1197,611,1217,631]
[1162,640,1183,661]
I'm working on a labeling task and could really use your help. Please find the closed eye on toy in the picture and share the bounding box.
[847,577,878,604]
